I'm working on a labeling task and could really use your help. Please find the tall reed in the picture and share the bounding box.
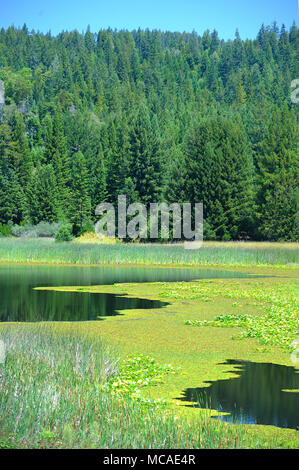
[0,238,298,266]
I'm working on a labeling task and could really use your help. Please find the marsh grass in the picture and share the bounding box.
[0,324,270,449]
[0,238,298,266]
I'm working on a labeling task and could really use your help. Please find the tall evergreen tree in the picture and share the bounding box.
[50,105,71,215]
[90,146,108,215]
[184,114,254,239]
[128,103,163,205]
[256,105,299,240]
[69,151,91,234]
[30,163,59,223]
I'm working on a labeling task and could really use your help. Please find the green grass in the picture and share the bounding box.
[0,238,298,267]
[0,324,266,449]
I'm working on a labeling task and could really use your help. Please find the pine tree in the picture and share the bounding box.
[106,120,126,204]
[128,103,163,205]
[91,146,108,215]
[30,163,59,223]
[12,111,33,188]
[184,114,254,239]
[51,105,71,215]
[69,151,91,234]
[257,105,299,240]
[0,166,27,224]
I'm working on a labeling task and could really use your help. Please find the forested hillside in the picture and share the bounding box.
[0,23,298,240]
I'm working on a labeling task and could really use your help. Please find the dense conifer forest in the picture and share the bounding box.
[0,23,298,240]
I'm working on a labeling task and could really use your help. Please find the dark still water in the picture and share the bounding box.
[179,360,299,430]
[0,265,260,322]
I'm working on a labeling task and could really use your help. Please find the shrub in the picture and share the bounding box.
[222,232,231,241]
[10,224,29,237]
[203,221,217,241]
[78,220,95,236]
[35,221,61,237]
[0,223,12,237]
[54,224,74,242]
[11,222,61,238]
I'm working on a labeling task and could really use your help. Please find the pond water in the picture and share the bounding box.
[0,264,260,322]
[179,360,299,430]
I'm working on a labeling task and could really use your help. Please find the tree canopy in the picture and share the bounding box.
[0,23,298,240]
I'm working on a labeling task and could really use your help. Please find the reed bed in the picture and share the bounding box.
[0,238,298,267]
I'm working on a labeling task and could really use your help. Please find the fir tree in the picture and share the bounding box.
[128,103,163,205]
[69,151,91,234]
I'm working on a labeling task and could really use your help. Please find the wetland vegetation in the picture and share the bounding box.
[0,238,298,267]
[0,257,298,448]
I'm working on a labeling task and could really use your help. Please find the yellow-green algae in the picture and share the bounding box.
[33,265,299,448]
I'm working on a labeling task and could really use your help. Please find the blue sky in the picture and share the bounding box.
[1,0,298,39]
